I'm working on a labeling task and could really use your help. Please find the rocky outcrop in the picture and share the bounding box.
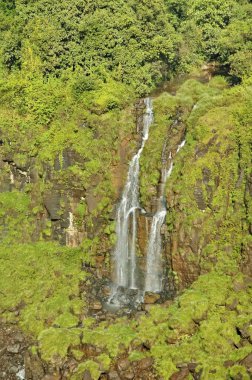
[165,120,252,291]
[0,323,28,380]
[241,172,252,276]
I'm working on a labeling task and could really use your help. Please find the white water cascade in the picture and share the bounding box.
[145,139,186,292]
[66,212,79,247]
[112,98,153,291]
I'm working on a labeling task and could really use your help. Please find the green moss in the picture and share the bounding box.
[97,353,111,371]
[38,327,81,362]
[71,360,100,380]
[53,313,79,328]
[71,349,84,361]
[128,351,147,362]
[82,320,136,358]
[131,270,252,378]
[151,349,177,379]
[0,191,34,243]
[0,242,88,337]
[229,365,250,380]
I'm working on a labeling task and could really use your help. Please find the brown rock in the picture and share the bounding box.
[90,301,102,311]
[137,214,151,256]
[240,353,252,371]
[224,360,234,368]
[236,325,250,339]
[144,293,160,304]
[83,370,93,380]
[243,276,252,288]
[123,369,135,379]
[14,332,24,343]
[109,371,121,380]
[187,363,198,372]
[44,192,61,220]
[83,344,98,357]
[176,363,188,369]
[194,184,206,210]
[162,300,173,308]
[86,191,100,213]
[138,357,154,370]
[24,352,45,379]
[117,358,130,372]
[102,286,111,297]
[165,337,178,344]
[96,255,105,264]
[170,368,190,380]
[0,347,6,356]
[7,344,20,354]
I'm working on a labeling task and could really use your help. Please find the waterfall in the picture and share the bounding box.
[113,98,153,290]
[145,139,186,292]
[108,97,185,306]
[10,171,14,185]
[66,212,79,247]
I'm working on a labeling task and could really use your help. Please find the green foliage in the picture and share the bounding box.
[0,242,88,336]
[71,360,100,380]
[218,7,252,80]
[1,0,251,84]
[38,327,81,362]
[82,319,136,358]
[134,272,252,378]
[0,191,34,243]
[0,0,180,93]
[186,0,237,59]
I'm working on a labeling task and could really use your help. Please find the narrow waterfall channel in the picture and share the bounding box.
[109,98,186,306]
[145,139,186,292]
[113,98,153,290]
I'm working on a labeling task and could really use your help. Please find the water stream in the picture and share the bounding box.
[113,98,153,289]
[109,96,185,305]
[145,139,186,292]
[109,98,153,305]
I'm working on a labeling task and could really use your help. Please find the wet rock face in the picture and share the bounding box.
[0,149,86,245]
[137,214,151,262]
[242,172,252,276]
[194,183,206,211]
[0,324,54,380]
[0,323,27,380]
[164,118,252,291]
[167,218,202,290]
[107,286,144,309]
[167,194,209,289]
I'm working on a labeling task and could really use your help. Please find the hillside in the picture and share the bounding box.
[0,1,251,379]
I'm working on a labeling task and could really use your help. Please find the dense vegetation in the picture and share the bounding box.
[0,0,251,379]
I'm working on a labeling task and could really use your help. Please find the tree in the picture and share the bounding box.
[186,0,237,58]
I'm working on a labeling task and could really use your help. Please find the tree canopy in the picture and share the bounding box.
[1,0,251,92]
